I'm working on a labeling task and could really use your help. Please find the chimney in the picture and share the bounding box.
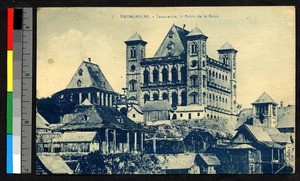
[280,101,284,108]
[88,57,91,63]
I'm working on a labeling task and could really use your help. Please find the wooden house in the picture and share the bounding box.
[196,153,221,174]
[183,129,218,153]
[142,100,173,123]
[206,144,262,174]
[52,131,100,153]
[232,124,285,174]
[54,104,148,154]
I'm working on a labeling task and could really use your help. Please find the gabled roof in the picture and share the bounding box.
[66,61,114,92]
[218,42,236,51]
[53,131,97,143]
[36,112,50,130]
[228,144,255,150]
[198,153,221,166]
[187,27,206,37]
[55,105,146,132]
[154,24,190,57]
[244,124,273,142]
[252,92,277,105]
[37,153,73,174]
[142,100,173,111]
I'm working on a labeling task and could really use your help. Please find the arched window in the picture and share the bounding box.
[129,80,136,91]
[130,47,136,58]
[222,75,224,80]
[171,67,178,83]
[153,69,159,83]
[202,61,205,67]
[162,93,168,100]
[202,43,206,54]
[190,75,198,87]
[153,93,159,100]
[216,72,218,78]
[181,66,187,83]
[78,69,83,76]
[225,76,228,81]
[162,68,168,83]
[212,71,215,77]
[144,94,150,103]
[143,69,149,85]
[191,42,198,54]
[219,74,221,79]
[171,92,178,107]
[181,91,187,106]
[202,75,206,88]
[141,48,144,58]
[190,92,198,104]
[77,79,82,87]
[203,92,206,104]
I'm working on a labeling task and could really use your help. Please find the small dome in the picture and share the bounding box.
[187,27,205,37]
[218,42,236,51]
[127,32,143,41]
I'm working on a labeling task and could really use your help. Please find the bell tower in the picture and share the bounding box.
[218,42,238,116]
[124,33,147,106]
[186,27,208,106]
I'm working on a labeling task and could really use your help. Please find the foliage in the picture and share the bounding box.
[78,151,165,174]
[36,93,77,124]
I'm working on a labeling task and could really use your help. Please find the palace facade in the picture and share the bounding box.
[125,24,238,121]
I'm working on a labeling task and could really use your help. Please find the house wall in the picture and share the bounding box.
[176,111,204,120]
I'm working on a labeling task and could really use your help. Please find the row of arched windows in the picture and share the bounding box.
[190,42,206,54]
[143,91,188,107]
[143,66,187,85]
[208,69,228,81]
[129,47,144,59]
[208,93,228,103]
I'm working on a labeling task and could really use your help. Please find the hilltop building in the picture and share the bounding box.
[125,24,238,122]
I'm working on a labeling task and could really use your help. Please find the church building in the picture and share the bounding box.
[125,24,238,121]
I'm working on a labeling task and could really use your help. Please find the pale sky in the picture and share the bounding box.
[37,7,295,108]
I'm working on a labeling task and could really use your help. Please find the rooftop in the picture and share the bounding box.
[198,153,221,166]
[252,92,277,105]
[53,131,98,143]
[218,41,236,51]
[37,153,73,174]
[187,27,206,37]
[142,100,173,111]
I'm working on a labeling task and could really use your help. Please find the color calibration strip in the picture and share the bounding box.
[7,7,14,174]
[7,7,33,174]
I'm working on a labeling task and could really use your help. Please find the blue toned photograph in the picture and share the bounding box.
[35,7,295,174]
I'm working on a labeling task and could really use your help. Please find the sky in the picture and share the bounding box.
[37,7,295,108]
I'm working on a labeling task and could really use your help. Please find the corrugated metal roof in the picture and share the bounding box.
[126,32,143,41]
[244,124,273,142]
[53,131,97,143]
[199,153,221,166]
[37,153,73,174]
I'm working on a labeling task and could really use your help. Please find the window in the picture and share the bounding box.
[144,94,150,103]
[130,47,136,58]
[129,80,137,91]
[188,113,192,119]
[191,42,198,54]
[202,43,206,54]
[78,68,83,76]
[130,64,136,72]
[197,113,200,117]
[77,79,82,87]
[180,114,183,117]
[162,68,168,83]
[190,75,198,87]
[190,92,198,104]
[141,48,144,58]
[181,66,187,82]
[191,60,197,68]
[181,91,187,106]
[202,75,206,88]
[203,92,206,104]
[171,67,178,82]
[153,69,159,83]
[223,55,228,64]
[168,32,174,38]
[153,93,159,100]
[171,92,178,107]
[143,69,149,85]
[202,61,205,67]
[133,114,136,118]
[222,75,224,80]
[162,93,168,100]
